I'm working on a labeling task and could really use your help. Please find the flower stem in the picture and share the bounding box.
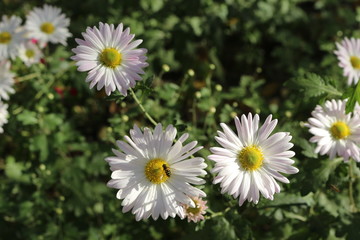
[15,73,40,82]
[205,206,232,220]
[129,88,157,126]
[349,160,358,213]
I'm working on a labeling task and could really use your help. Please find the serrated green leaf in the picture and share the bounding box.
[291,73,342,98]
[5,156,30,182]
[298,138,318,158]
[257,192,314,208]
[17,110,38,125]
[212,217,237,240]
[313,158,343,188]
[318,192,339,217]
[43,114,63,131]
[5,156,22,180]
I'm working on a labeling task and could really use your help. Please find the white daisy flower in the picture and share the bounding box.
[18,40,43,66]
[105,123,207,221]
[306,99,360,162]
[0,101,8,133]
[334,37,360,85]
[25,4,72,47]
[71,22,148,96]
[209,113,298,206]
[0,60,15,101]
[182,196,208,223]
[0,15,25,60]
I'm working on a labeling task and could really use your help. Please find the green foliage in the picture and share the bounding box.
[1,0,360,239]
[344,81,360,113]
[289,73,342,99]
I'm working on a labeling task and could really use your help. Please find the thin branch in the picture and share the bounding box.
[129,88,157,126]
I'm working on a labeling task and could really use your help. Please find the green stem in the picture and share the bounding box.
[349,160,358,213]
[129,88,157,126]
[205,207,232,220]
[192,97,197,127]
[35,77,54,99]
[16,73,40,82]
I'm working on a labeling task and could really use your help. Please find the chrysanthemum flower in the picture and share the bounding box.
[105,124,207,221]
[0,101,8,133]
[334,37,360,85]
[306,99,360,162]
[0,60,15,101]
[71,22,148,96]
[0,15,25,60]
[18,41,43,66]
[182,196,208,223]
[25,4,71,47]
[209,113,298,206]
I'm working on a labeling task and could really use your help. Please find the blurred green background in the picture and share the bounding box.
[1,0,360,239]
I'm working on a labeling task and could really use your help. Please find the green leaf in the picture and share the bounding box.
[43,114,63,131]
[5,156,30,182]
[290,73,342,98]
[140,0,164,12]
[219,104,235,123]
[344,81,360,113]
[313,158,343,188]
[104,91,126,103]
[212,217,237,240]
[318,192,339,217]
[297,138,318,159]
[5,156,22,180]
[30,135,49,162]
[195,220,206,231]
[16,110,38,125]
[257,192,314,208]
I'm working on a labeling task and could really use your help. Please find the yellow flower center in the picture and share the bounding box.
[187,200,201,214]
[25,49,35,58]
[238,145,264,171]
[0,32,12,44]
[145,158,171,184]
[40,22,55,34]
[99,48,122,68]
[330,121,350,139]
[350,56,360,70]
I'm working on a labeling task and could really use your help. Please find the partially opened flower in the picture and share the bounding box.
[0,101,8,133]
[105,124,207,221]
[209,113,298,206]
[0,60,15,101]
[18,41,43,66]
[306,99,360,162]
[0,15,25,60]
[25,4,71,47]
[334,37,360,85]
[71,22,148,96]
[182,196,208,223]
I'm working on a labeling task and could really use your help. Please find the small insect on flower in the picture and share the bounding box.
[334,37,360,85]
[306,99,360,162]
[105,124,207,221]
[209,113,298,206]
[71,22,148,96]
[162,164,172,177]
